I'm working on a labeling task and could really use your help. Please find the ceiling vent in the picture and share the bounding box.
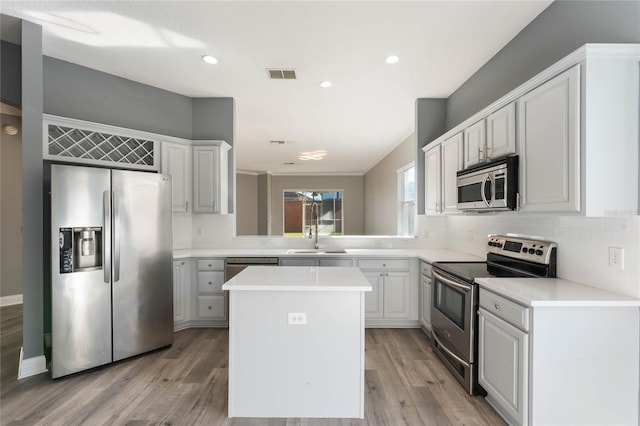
[267,69,297,80]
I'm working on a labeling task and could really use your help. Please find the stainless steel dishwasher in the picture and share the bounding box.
[225,257,279,281]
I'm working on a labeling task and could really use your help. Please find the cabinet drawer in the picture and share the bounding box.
[319,258,353,267]
[197,295,225,319]
[196,259,224,271]
[357,259,410,270]
[197,271,224,293]
[480,289,529,331]
[420,261,432,277]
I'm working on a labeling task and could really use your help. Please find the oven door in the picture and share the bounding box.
[431,269,476,363]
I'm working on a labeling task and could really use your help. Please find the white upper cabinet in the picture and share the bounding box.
[424,133,463,215]
[441,133,463,213]
[424,144,441,215]
[192,141,231,214]
[161,141,191,213]
[463,120,486,168]
[464,103,516,169]
[517,65,580,213]
[486,102,516,161]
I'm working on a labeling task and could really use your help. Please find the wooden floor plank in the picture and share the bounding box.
[1,305,504,425]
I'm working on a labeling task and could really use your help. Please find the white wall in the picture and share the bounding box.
[236,173,258,235]
[445,215,640,299]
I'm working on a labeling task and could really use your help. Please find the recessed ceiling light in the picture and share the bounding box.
[202,55,218,64]
[320,81,332,88]
[385,55,400,64]
[2,124,18,135]
[298,150,327,161]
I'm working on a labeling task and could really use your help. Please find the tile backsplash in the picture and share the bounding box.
[445,215,640,299]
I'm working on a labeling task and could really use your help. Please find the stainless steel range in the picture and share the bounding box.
[431,234,557,395]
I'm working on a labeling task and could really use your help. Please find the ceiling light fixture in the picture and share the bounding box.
[202,55,218,64]
[298,150,327,161]
[320,81,332,88]
[385,55,400,64]
[2,124,18,136]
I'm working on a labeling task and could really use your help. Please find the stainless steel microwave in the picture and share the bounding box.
[456,156,518,211]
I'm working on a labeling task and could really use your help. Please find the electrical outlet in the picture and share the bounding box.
[287,312,307,325]
[608,247,624,269]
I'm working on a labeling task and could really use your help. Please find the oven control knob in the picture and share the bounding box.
[522,248,527,253]
[487,242,492,246]
[528,248,535,254]
[535,250,543,256]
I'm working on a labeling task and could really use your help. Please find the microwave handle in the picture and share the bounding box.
[480,175,492,207]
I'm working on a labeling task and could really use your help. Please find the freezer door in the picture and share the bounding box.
[111,170,173,361]
[51,165,112,378]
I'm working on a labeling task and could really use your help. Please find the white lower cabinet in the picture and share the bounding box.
[478,286,639,426]
[194,258,227,325]
[479,307,528,425]
[172,259,191,329]
[358,259,413,323]
[419,261,432,332]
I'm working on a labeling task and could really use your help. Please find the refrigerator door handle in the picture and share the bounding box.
[103,191,111,283]
[113,190,120,283]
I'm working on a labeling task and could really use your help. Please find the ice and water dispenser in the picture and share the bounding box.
[59,227,103,273]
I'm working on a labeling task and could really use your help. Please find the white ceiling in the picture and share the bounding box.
[2,1,552,174]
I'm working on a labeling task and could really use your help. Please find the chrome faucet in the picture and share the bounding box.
[309,201,319,249]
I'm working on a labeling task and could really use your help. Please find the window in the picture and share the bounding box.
[283,191,343,236]
[398,163,415,236]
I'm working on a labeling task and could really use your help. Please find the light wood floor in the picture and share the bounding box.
[0,305,504,425]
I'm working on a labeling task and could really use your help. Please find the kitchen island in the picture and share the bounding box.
[222,266,372,419]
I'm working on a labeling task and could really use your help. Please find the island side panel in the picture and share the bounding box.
[228,290,365,418]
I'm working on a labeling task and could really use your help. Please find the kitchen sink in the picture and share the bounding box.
[286,249,348,254]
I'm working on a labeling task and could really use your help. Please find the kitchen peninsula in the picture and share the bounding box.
[222,266,372,419]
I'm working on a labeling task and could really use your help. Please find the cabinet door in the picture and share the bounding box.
[441,133,463,213]
[172,260,186,323]
[486,102,516,161]
[463,120,486,168]
[383,272,410,319]
[193,145,220,213]
[424,145,441,215]
[517,65,580,212]
[161,142,190,213]
[478,308,528,426]
[363,272,384,319]
[197,295,226,319]
[420,276,432,329]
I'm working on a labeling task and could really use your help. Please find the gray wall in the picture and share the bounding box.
[415,99,447,214]
[270,175,364,236]
[236,173,258,235]
[446,0,640,130]
[1,113,23,297]
[21,20,44,360]
[43,57,193,139]
[1,41,21,107]
[364,134,415,235]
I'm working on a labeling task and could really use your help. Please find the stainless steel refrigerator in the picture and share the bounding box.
[50,164,173,378]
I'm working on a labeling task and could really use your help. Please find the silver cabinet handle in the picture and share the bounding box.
[185,201,189,211]
[181,261,185,265]
[208,281,212,285]
[103,191,111,283]
[495,304,501,310]
[113,190,120,283]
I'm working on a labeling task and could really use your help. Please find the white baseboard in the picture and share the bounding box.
[0,294,23,307]
[18,347,48,379]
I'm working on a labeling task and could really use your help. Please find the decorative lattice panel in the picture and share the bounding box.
[47,124,155,167]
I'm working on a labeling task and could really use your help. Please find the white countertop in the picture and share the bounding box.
[222,266,373,292]
[173,247,482,263]
[476,277,640,307]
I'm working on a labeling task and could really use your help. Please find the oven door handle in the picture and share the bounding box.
[433,270,472,293]
[433,331,471,368]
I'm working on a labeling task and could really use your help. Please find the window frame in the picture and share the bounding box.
[282,189,344,237]
[397,162,416,236]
